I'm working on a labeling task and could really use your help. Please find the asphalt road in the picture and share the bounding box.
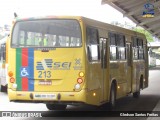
[0,69,160,120]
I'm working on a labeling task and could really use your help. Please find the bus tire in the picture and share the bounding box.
[133,91,140,98]
[133,78,141,98]
[109,83,116,110]
[133,84,140,98]
[46,104,67,110]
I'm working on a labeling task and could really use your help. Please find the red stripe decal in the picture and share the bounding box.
[22,78,28,91]
[22,48,28,90]
[22,48,28,66]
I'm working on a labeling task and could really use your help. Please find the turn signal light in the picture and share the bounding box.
[10,77,15,83]
[79,72,84,77]
[77,78,83,84]
[8,71,13,77]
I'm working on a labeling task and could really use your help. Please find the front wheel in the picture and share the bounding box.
[109,84,116,110]
[46,104,67,110]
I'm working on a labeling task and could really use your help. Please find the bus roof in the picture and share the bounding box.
[14,16,82,22]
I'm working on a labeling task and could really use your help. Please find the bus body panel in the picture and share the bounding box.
[8,48,85,92]
[110,61,128,99]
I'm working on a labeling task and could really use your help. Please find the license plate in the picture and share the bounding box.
[39,80,52,85]
[34,94,56,99]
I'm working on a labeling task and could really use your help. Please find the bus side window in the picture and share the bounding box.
[132,37,138,59]
[117,34,126,60]
[138,38,144,59]
[109,32,117,60]
[86,27,100,62]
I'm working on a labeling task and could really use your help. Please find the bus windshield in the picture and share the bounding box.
[12,19,82,48]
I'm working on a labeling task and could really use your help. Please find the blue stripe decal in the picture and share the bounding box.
[28,48,34,91]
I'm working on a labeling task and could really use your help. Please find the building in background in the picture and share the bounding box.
[0,24,11,39]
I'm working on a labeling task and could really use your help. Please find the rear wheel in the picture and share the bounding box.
[133,82,140,98]
[46,104,67,110]
[133,91,140,98]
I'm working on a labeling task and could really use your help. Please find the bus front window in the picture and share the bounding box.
[11,19,82,48]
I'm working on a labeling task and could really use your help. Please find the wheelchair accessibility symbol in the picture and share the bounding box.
[20,67,29,77]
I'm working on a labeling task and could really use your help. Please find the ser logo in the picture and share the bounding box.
[36,59,71,70]
[53,62,71,70]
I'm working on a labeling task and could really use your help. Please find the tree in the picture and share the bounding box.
[134,27,154,42]
[111,21,124,27]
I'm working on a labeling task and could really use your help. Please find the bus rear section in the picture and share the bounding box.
[8,17,87,110]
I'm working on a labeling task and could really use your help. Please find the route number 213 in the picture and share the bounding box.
[38,71,51,78]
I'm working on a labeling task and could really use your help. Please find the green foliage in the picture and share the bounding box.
[134,27,153,42]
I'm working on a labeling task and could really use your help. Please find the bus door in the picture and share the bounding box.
[100,38,109,102]
[126,43,132,93]
[86,27,104,104]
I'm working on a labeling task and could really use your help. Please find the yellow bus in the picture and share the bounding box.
[7,16,148,110]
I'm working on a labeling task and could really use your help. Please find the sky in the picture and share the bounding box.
[0,0,135,26]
